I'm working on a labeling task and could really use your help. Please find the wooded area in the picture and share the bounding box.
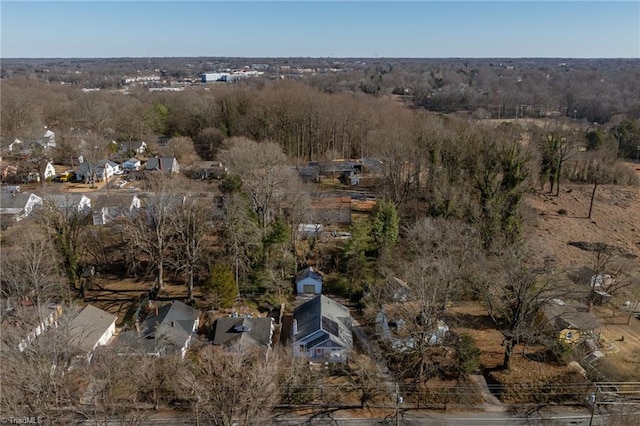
[1,57,639,424]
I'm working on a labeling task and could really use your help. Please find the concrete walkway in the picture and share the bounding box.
[469,374,506,412]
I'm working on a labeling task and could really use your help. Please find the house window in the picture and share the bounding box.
[315,348,323,356]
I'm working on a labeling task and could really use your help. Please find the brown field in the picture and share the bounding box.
[522,162,640,380]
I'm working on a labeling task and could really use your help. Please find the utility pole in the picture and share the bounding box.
[394,382,402,426]
[589,385,599,426]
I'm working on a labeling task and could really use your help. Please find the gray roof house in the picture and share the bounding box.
[539,300,603,344]
[122,157,142,171]
[189,160,228,180]
[145,157,180,173]
[44,194,91,213]
[210,316,274,351]
[68,305,117,362]
[119,140,147,155]
[91,194,141,225]
[0,192,43,224]
[113,301,199,358]
[295,266,323,295]
[292,295,353,362]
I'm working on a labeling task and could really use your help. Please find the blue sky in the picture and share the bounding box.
[1,1,639,58]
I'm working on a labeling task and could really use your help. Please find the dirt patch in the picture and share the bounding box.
[524,182,640,274]
[446,302,505,370]
[83,276,152,324]
[445,301,584,403]
[590,306,640,380]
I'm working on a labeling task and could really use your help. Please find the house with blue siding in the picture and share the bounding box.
[292,295,353,362]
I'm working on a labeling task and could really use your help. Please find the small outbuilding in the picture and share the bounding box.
[295,266,323,295]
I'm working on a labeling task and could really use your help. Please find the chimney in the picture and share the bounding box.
[135,320,141,337]
[292,319,298,336]
[154,307,158,316]
[157,157,162,171]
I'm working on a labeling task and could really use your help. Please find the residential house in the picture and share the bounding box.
[122,157,141,171]
[8,128,56,153]
[113,301,199,358]
[0,192,43,224]
[44,194,92,214]
[2,165,18,182]
[296,163,320,183]
[375,302,449,351]
[297,223,324,239]
[40,161,56,181]
[189,160,228,180]
[76,159,119,182]
[91,194,141,225]
[119,140,147,155]
[295,266,323,295]
[24,161,56,183]
[210,316,275,351]
[68,305,117,362]
[538,299,603,344]
[145,157,180,174]
[292,295,353,362]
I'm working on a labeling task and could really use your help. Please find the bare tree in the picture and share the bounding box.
[587,152,616,219]
[335,353,387,409]
[123,181,178,292]
[219,137,300,231]
[38,193,92,294]
[479,250,563,370]
[0,225,67,305]
[217,193,262,293]
[0,304,83,423]
[538,130,580,195]
[77,349,154,426]
[169,195,213,301]
[180,347,279,426]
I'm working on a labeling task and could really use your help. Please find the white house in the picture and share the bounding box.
[122,157,141,171]
[8,129,56,153]
[45,194,91,213]
[119,141,147,155]
[76,159,120,182]
[92,194,141,225]
[68,305,117,362]
[0,192,43,222]
[42,161,56,180]
[295,266,323,294]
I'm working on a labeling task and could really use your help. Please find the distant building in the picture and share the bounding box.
[145,157,180,174]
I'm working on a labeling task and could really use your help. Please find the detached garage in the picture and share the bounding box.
[295,266,323,295]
